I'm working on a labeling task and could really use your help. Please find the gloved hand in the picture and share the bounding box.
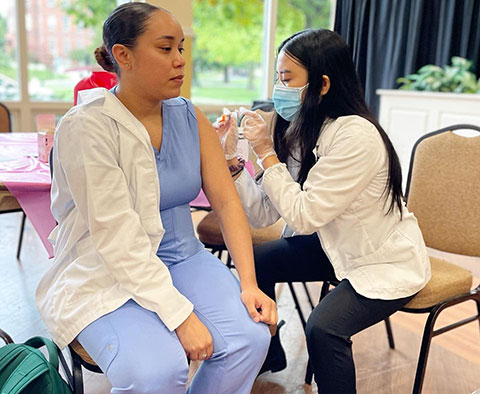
[213,108,239,160]
[240,107,276,163]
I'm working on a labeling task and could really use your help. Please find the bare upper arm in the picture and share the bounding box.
[194,105,239,212]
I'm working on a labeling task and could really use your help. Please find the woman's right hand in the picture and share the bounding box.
[213,109,239,160]
[240,108,276,163]
[175,312,213,361]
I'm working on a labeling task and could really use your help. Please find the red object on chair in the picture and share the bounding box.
[73,71,117,105]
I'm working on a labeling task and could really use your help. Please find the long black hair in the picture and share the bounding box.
[273,29,403,216]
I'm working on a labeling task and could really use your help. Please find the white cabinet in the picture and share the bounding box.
[377,89,480,191]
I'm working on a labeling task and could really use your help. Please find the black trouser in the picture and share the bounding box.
[254,233,414,394]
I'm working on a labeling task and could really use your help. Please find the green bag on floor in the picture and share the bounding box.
[0,336,72,394]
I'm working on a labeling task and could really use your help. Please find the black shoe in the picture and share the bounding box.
[258,320,287,375]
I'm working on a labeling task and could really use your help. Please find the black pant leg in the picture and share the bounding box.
[253,233,336,301]
[306,280,414,394]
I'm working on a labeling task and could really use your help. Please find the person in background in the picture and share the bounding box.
[73,69,117,105]
[215,29,430,393]
[36,3,276,394]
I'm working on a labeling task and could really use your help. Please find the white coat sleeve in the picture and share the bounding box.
[56,114,193,331]
[234,167,281,228]
[261,122,386,234]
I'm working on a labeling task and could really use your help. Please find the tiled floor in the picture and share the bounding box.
[1,211,479,393]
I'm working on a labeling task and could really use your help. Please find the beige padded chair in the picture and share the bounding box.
[399,124,480,393]
[318,124,480,394]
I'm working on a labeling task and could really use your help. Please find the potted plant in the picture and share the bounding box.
[396,56,480,93]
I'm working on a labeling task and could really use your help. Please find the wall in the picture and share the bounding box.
[378,89,480,191]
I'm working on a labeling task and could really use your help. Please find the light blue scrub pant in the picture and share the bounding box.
[77,252,270,394]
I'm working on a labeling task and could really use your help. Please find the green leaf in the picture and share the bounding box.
[417,64,443,74]
[451,56,472,71]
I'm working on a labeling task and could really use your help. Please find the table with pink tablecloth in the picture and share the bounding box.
[0,133,257,258]
[0,133,55,258]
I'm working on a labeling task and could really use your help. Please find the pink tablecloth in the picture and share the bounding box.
[0,133,55,257]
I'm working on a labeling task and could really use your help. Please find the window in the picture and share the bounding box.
[47,15,56,32]
[4,0,334,131]
[276,1,332,46]
[191,0,265,106]
[24,0,112,102]
[25,13,31,31]
[48,38,56,52]
[192,0,333,108]
[0,0,19,101]
[63,39,70,53]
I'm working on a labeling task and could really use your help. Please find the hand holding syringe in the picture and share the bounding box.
[213,108,249,160]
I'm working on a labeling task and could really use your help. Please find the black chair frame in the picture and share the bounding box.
[67,344,103,394]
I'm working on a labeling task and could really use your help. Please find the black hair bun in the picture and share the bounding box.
[94,45,115,73]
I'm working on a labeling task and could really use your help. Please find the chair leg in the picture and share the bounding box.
[384,317,395,349]
[320,281,330,299]
[302,282,315,310]
[212,247,223,260]
[225,253,233,269]
[70,350,84,394]
[287,282,307,330]
[412,308,442,394]
[16,212,26,259]
[57,346,74,392]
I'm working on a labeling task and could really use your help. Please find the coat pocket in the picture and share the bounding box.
[352,228,416,266]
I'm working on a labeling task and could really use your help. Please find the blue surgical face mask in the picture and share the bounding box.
[272,83,309,121]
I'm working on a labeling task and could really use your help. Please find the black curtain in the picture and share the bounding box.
[334,0,480,115]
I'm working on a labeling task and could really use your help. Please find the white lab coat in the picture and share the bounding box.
[235,115,431,300]
[36,88,193,349]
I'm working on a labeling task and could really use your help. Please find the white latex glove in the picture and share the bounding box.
[240,107,276,163]
[213,108,239,160]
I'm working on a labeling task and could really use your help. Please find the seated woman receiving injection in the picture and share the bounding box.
[36,3,276,394]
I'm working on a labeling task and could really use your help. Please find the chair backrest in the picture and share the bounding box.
[0,102,12,132]
[405,124,480,256]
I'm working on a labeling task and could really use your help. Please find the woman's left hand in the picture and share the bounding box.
[213,109,239,160]
[241,286,278,326]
